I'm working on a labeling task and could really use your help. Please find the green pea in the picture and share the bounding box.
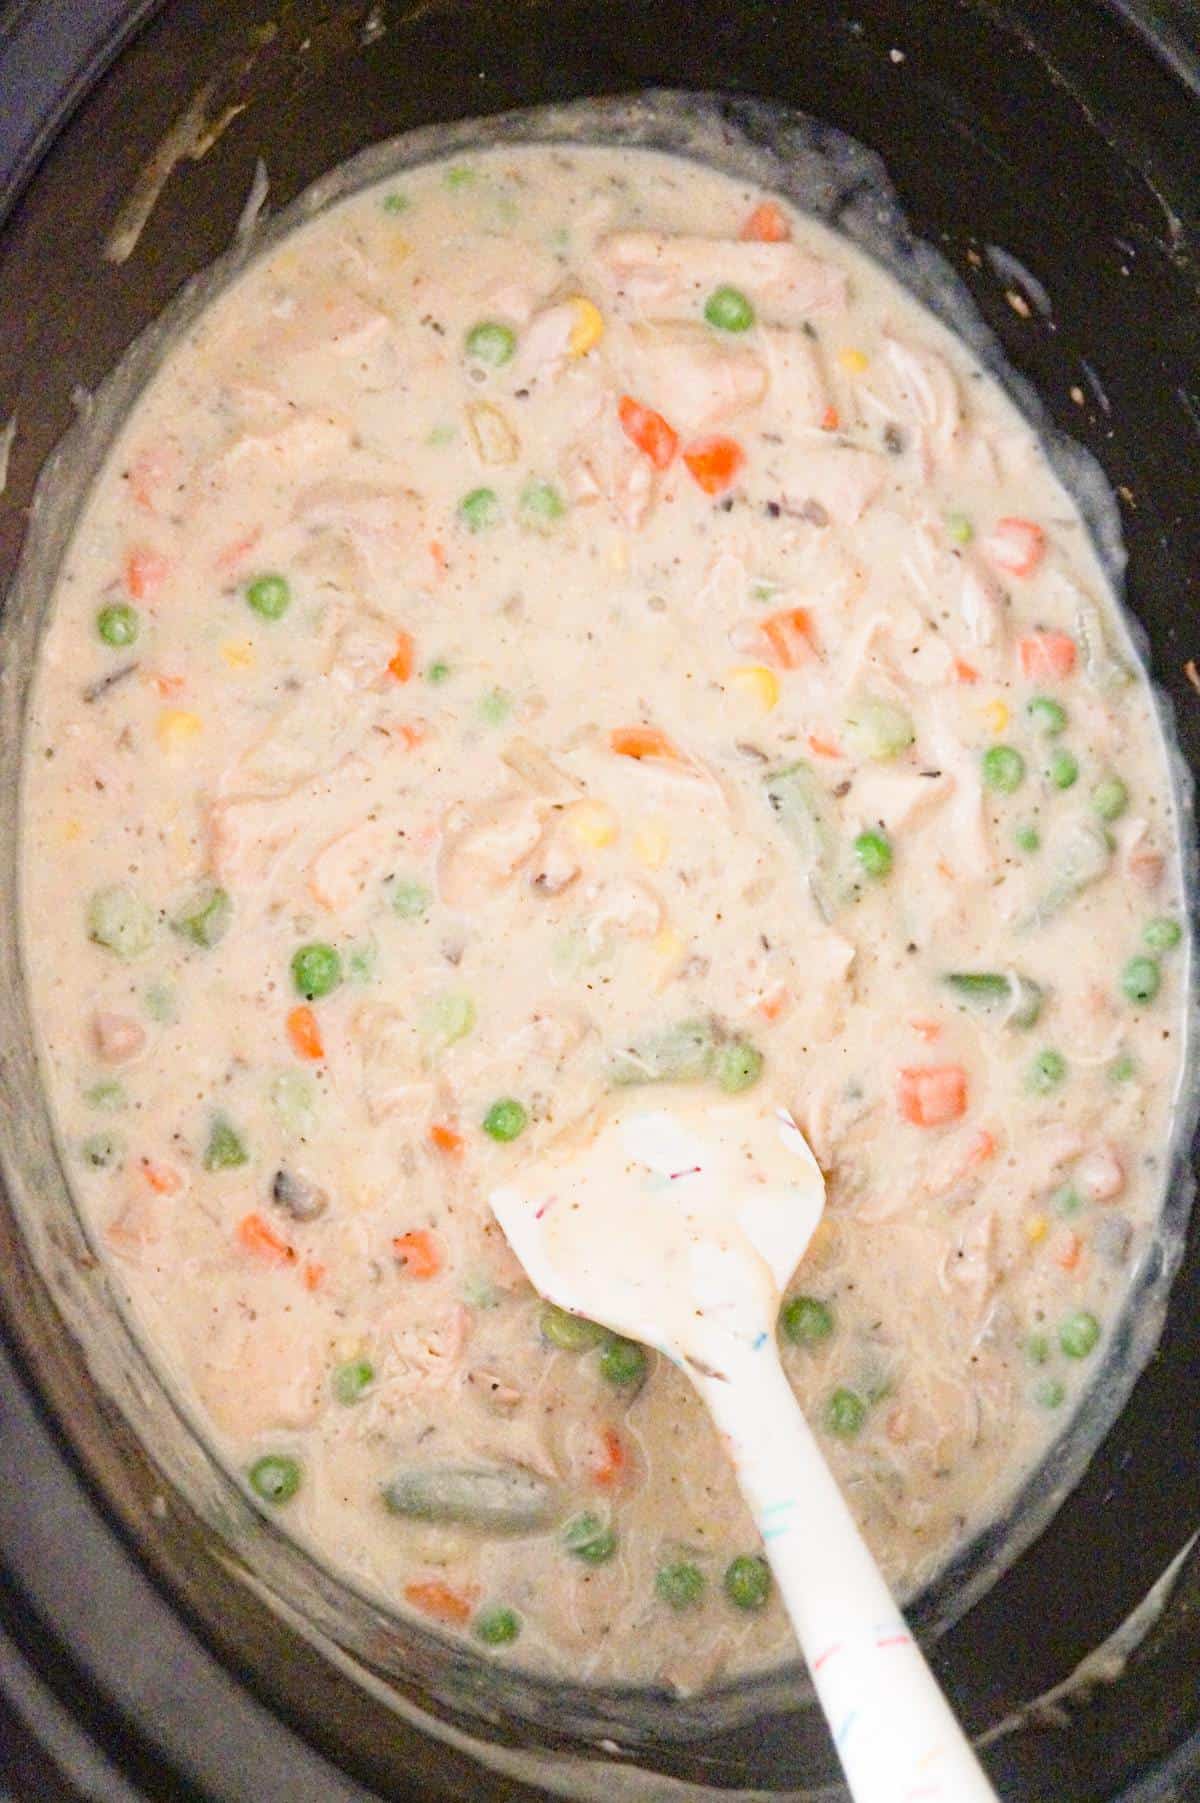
[203,1116,248,1171]
[853,829,893,879]
[425,660,452,686]
[945,512,974,545]
[423,992,476,1049]
[248,1454,301,1505]
[1121,955,1161,1005]
[1046,747,1079,790]
[459,487,501,532]
[332,1359,374,1405]
[143,982,177,1024]
[1025,1331,1050,1365]
[96,602,139,647]
[1143,916,1182,952]
[780,1295,834,1346]
[346,940,377,984]
[599,1336,647,1390]
[1108,1053,1137,1085]
[245,573,291,620]
[171,885,231,949]
[563,1512,616,1564]
[477,686,512,726]
[81,1131,124,1170]
[656,1562,706,1610]
[724,1554,772,1611]
[474,1606,521,1646]
[1014,822,1041,854]
[1027,1048,1067,1094]
[84,1079,127,1112]
[465,321,516,367]
[982,745,1025,794]
[1027,696,1067,736]
[519,479,567,530]
[445,165,476,190]
[704,285,755,332]
[1051,1184,1083,1219]
[825,1387,867,1438]
[483,1098,528,1142]
[389,879,431,920]
[540,1304,606,1352]
[87,885,155,961]
[1091,776,1129,822]
[1059,1310,1101,1359]
[713,1039,763,1094]
[291,942,342,1001]
[1035,1377,1065,1410]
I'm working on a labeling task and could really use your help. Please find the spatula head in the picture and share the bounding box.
[490,1092,825,1372]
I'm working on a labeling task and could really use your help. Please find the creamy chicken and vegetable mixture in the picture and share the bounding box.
[21,143,1187,1689]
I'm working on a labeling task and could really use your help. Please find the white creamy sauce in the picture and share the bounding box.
[20,133,1189,1693]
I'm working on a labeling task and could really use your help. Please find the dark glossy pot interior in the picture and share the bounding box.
[1,3,1200,1798]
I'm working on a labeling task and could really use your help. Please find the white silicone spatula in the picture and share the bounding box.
[490,1090,998,1803]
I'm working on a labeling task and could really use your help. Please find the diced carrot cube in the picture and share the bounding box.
[987,517,1046,579]
[1017,630,1077,681]
[617,395,678,470]
[740,200,790,243]
[682,434,746,496]
[393,1229,443,1280]
[897,1066,968,1128]
[286,1005,325,1062]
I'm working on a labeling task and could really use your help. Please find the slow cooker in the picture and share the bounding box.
[1,3,1199,1797]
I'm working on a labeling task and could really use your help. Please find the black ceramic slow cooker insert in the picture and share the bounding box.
[1,3,1199,1798]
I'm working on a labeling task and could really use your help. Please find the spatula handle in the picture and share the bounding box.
[699,1351,998,1803]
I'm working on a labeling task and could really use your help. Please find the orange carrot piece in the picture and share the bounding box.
[286,1005,325,1062]
[1018,630,1077,681]
[302,1260,326,1293]
[588,1426,627,1488]
[966,1128,998,1167]
[237,1212,297,1265]
[150,672,185,699]
[760,606,816,669]
[953,656,980,684]
[429,1122,465,1159]
[124,546,170,602]
[756,985,790,1023]
[214,527,263,574]
[897,1065,968,1128]
[404,1580,477,1627]
[609,725,683,763]
[387,629,415,683]
[820,404,840,433]
[140,1158,182,1196]
[740,199,790,243]
[682,434,746,496]
[128,444,177,513]
[1052,1227,1083,1271]
[617,395,679,470]
[807,733,841,759]
[393,1229,443,1280]
[987,517,1046,579]
[397,719,430,751]
[428,539,447,576]
[908,1018,943,1044]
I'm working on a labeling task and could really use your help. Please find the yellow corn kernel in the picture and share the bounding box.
[634,820,670,869]
[728,664,781,711]
[982,698,1010,735]
[156,709,202,752]
[652,926,683,961]
[1024,1213,1049,1246]
[566,295,605,356]
[838,347,869,374]
[566,799,619,848]
[387,236,413,266]
[220,638,255,671]
[59,818,82,844]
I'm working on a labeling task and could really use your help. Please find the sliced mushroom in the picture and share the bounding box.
[271,1168,330,1222]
